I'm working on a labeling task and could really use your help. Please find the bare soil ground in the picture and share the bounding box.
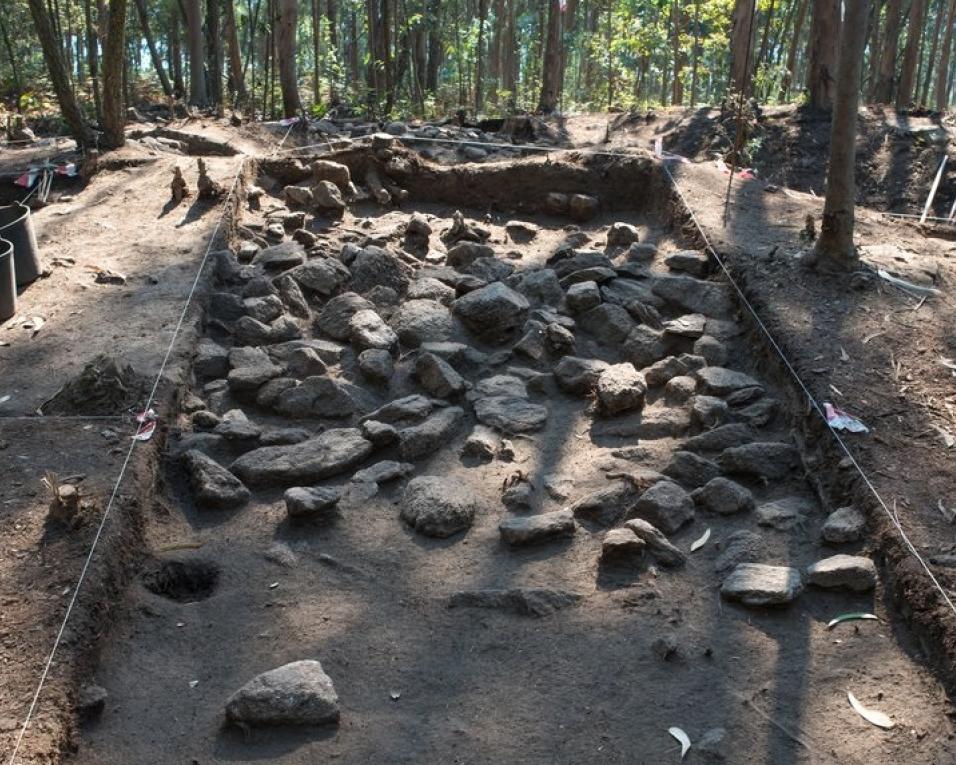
[3,112,956,765]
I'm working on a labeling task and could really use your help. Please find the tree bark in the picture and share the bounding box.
[475,0,487,114]
[327,0,340,103]
[815,0,870,269]
[538,0,562,112]
[224,0,246,105]
[807,0,840,110]
[672,0,684,104]
[185,0,207,105]
[728,0,756,96]
[690,0,701,104]
[170,6,185,98]
[873,0,902,102]
[779,0,808,101]
[936,0,956,109]
[425,0,441,92]
[919,0,945,104]
[27,0,96,146]
[0,7,22,104]
[101,0,128,148]
[134,0,173,96]
[897,0,927,109]
[276,0,300,116]
[311,0,321,103]
[206,0,223,105]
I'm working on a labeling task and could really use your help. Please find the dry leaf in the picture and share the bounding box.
[668,727,691,759]
[839,346,850,362]
[690,528,711,552]
[848,691,894,729]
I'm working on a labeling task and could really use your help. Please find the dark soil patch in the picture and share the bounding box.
[142,558,220,602]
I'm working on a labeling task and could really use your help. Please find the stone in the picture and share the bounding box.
[283,185,313,206]
[663,313,707,339]
[665,250,709,277]
[408,277,456,305]
[77,684,108,719]
[624,518,686,567]
[513,324,547,361]
[274,376,356,418]
[607,222,641,248]
[734,398,778,427]
[555,356,609,395]
[416,352,466,398]
[358,348,394,382]
[714,530,763,577]
[692,477,754,515]
[691,395,730,430]
[757,496,813,530]
[284,486,341,519]
[233,316,276,345]
[212,291,246,320]
[446,241,495,269]
[626,242,658,262]
[644,354,707,387]
[462,425,498,460]
[349,308,398,350]
[362,419,398,447]
[578,304,637,346]
[622,325,668,369]
[664,375,696,403]
[662,451,721,488]
[721,564,803,606]
[274,274,311,318]
[601,278,664,310]
[569,193,599,221]
[718,442,799,479]
[315,293,373,340]
[214,409,262,441]
[502,481,533,511]
[364,394,433,424]
[560,266,617,287]
[453,283,530,344]
[546,323,575,355]
[651,274,735,318]
[194,340,230,379]
[601,528,646,563]
[683,423,754,453]
[231,429,372,485]
[596,363,647,415]
[288,258,351,296]
[473,374,528,399]
[287,347,327,378]
[505,220,540,242]
[261,427,312,446]
[804,554,876,591]
[390,299,455,347]
[545,192,570,214]
[565,280,602,313]
[466,257,515,283]
[313,180,346,213]
[398,406,464,460]
[499,510,576,545]
[628,481,694,534]
[697,727,727,761]
[255,377,297,408]
[474,396,548,433]
[512,269,564,307]
[401,476,478,537]
[448,588,580,617]
[568,483,641,527]
[352,460,414,486]
[310,159,351,190]
[192,410,221,429]
[694,335,729,366]
[183,450,250,509]
[225,660,339,727]
[695,367,764,397]
[822,506,866,544]
[253,242,306,271]
[350,246,411,295]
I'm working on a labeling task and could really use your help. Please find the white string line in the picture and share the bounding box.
[661,161,956,621]
[5,160,245,765]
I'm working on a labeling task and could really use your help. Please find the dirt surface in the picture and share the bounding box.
[4,114,956,765]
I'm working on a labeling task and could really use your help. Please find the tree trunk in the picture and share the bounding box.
[206,0,223,105]
[425,0,441,92]
[873,0,902,102]
[170,7,185,98]
[488,0,504,105]
[897,0,927,109]
[382,0,394,113]
[807,0,840,110]
[919,0,945,104]
[936,0,956,109]
[27,0,95,146]
[0,8,22,104]
[538,0,561,112]
[276,0,299,116]
[502,0,517,109]
[815,0,870,269]
[134,0,173,96]
[779,0,808,101]
[327,0,340,103]
[101,0,128,148]
[224,0,247,104]
[865,0,881,99]
[311,0,321,103]
[185,0,207,105]
[475,0,487,114]
[672,0,684,104]
[755,0,776,77]
[728,0,756,96]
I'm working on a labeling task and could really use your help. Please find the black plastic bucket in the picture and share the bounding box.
[0,238,16,322]
[0,202,41,286]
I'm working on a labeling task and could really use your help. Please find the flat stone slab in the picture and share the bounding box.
[225,660,339,727]
[474,396,548,433]
[695,367,764,397]
[721,563,803,606]
[756,496,813,530]
[231,429,373,486]
[183,450,250,509]
[499,510,576,545]
[805,554,876,591]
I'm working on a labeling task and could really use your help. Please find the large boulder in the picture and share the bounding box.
[225,660,339,727]
[231,429,372,485]
[453,283,530,344]
[401,476,478,537]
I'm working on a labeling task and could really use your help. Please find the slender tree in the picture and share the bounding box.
[276,0,300,116]
[728,0,756,96]
[134,0,173,96]
[224,0,247,104]
[806,0,840,110]
[873,0,902,102]
[538,0,562,112]
[896,0,927,110]
[185,0,207,105]
[101,0,129,148]
[815,0,870,269]
[936,0,956,110]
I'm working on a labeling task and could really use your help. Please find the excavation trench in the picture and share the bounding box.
[67,149,956,764]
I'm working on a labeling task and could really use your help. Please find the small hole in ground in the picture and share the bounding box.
[142,558,220,603]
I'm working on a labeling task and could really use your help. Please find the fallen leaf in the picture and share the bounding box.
[690,528,711,552]
[827,613,878,629]
[840,346,850,362]
[668,727,691,759]
[848,691,894,729]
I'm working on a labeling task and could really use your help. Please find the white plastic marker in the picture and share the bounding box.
[668,727,691,759]
[847,691,894,729]
[921,155,947,224]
